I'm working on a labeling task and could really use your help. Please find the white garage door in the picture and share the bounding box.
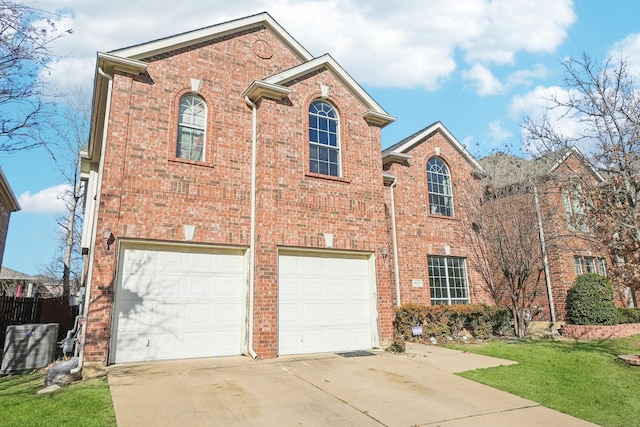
[278,252,377,355]
[111,245,245,363]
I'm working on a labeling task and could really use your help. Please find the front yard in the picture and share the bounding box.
[0,371,116,427]
[447,335,640,427]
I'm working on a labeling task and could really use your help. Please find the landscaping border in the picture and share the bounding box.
[560,323,640,339]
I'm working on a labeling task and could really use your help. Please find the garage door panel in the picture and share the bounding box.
[326,279,347,298]
[302,303,323,323]
[113,246,245,363]
[215,276,244,298]
[347,279,370,298]
[302,278,324,298]
[278,253,376,355]
[326,303,348,324]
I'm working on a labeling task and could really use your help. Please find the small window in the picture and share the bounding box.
[585,257,596,273]
[176,94,206,161]
[597,258,607,276]
[428,256,469,305]
[574,256,583,275]
[309,100,340,177]
[563,184,587,232]
[427,157,453,216]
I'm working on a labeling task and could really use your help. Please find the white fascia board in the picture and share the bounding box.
[547,146,605,183]
[392,122,484,172]
[97,52,148,74]
[109,13,313,62]
[262,54,394,123]
[243,80,292,102]
[0,168,20,212]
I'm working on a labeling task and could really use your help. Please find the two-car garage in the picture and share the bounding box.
[110,244,378,364]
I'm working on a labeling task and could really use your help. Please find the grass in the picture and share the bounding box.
[447,335,640,427]
[0,371,116,427]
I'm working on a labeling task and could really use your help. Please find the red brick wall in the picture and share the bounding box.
[534,154,609,321]
[384,131,493,307]
[84,27,393,363]
[560,323,640,339]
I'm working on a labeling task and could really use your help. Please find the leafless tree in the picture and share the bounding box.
[0,1,71,151]
[467,174,551,337]
[30,88,88,296]
[522,54,640,306]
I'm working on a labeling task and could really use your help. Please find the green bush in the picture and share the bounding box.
[616,307,640,324]
[566,273,617,325]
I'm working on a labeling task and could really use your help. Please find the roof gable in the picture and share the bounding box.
[383,121,483,170]
[109,12,313,63]
[243,54,395,127]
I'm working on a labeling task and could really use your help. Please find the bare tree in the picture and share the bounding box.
[0,1,71,150]
[467,173,548,338]
[522,54,640,306]
[30,88,88,296]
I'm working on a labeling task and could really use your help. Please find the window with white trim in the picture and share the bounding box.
[574,256,607,276]
[309,100,340,177]
[176,94,206,161]
[428,256,469,305]
[427,157,453,216]
[563,184,588,232]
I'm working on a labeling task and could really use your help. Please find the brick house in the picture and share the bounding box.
[79,13,396,374]
[479,147,610,321]
[381,122,494,308]
[0,167,20,269]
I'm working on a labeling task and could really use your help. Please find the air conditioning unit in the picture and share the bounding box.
[1,323,59,373]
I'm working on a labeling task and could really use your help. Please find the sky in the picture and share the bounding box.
[2,0,640,276]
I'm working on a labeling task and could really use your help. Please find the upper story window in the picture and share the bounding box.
[309,100,340,177]
[427,157,453,216]
[563,184,588,232]
[176,94,206,161]
[574,255,607,276]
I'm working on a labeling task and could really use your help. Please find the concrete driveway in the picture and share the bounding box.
[107,343,597,426]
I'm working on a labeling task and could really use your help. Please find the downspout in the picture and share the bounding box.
[532,182,556,323]
[389,178,401,306]
[72,66,113,375]
[244,95,258,359]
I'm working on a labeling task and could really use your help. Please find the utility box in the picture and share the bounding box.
[1,323,59,373]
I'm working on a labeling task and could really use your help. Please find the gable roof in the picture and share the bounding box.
[382,121,484,171]
[0,167,20,212]
[479,146,605,187]
[244,54,395,127]
[109,12,313,62]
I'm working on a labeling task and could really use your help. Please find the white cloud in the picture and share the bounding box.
[610,33,640,78]
[18,184,72,214]
[488,120,512,143]
[34,0,576,91]
[463,63,503,96]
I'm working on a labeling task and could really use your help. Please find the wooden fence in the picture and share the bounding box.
[0,296,79,352]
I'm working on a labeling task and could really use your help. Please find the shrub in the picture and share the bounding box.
[392,303,512,348]
[616,307,640,324]
[566,274,617,325]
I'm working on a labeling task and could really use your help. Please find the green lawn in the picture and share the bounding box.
[0,371,116,427]
[447,335,640,427]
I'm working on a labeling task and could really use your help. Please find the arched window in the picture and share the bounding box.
[427,157,453,216]
[309,100,340,177]
[176,94,206,161]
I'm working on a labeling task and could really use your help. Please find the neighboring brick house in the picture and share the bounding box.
[0,167,20,269]
[381,122,494,308]
[79,13,396,374]
[479,147,609,321]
